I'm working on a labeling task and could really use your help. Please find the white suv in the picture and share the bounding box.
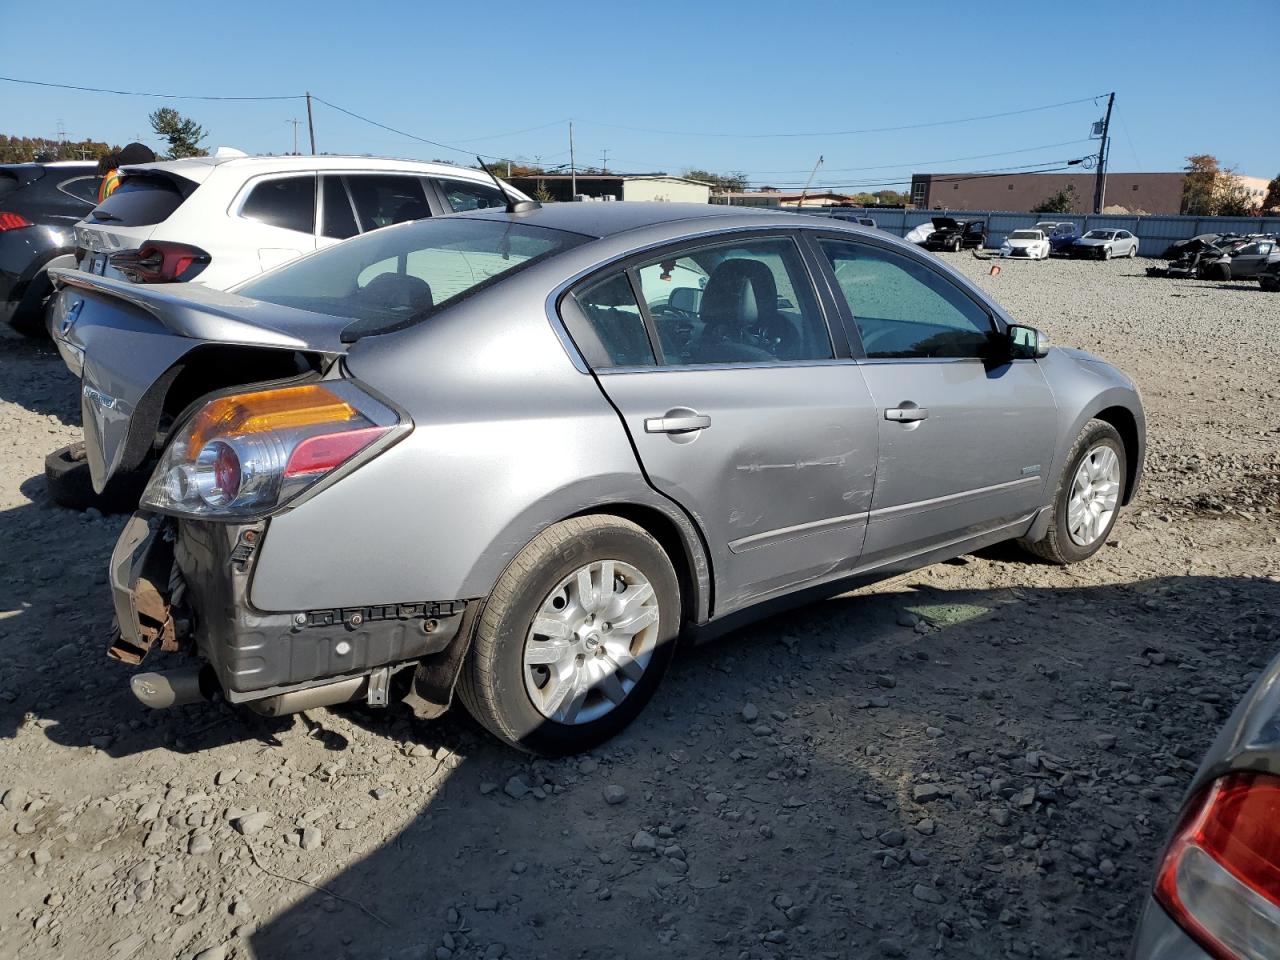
[72,151,527,288]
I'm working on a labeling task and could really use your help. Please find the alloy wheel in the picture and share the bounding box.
[1067,445,1121,547]
[522,559,660,725]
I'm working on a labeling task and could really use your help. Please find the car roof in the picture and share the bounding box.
[117,153,512,187]
[454,201,833,239]
[1,161,97,172]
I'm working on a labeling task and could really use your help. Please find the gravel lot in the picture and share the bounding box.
[1,255,1277,960]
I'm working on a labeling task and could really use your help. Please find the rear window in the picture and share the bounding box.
[238,216,588,339]
[90,174,192,227]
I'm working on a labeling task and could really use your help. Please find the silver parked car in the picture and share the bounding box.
[50,203,1145,754]
[1070,228,1140,260]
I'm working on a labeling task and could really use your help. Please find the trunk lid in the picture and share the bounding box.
[50,268,349,491]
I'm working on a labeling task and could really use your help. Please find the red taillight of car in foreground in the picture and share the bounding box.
[1155,772,1280,959]
[0,211,34,232]
[109,240,211,283]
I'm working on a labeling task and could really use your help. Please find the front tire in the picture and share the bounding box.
[457,515,681,755]
[1018,420,1126,565]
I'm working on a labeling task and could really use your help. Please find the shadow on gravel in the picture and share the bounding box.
[229,572,1277,960]
[0,330,79,425]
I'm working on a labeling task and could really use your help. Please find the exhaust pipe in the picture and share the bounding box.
[248,676,365,717]
[131,664,215,709]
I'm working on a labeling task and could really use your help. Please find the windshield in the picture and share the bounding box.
[238,216,588,339]
[1083,231,1115,240]
[1010,231,1040,240]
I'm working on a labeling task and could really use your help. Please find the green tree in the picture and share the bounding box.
[149,107,208,159]
[1181,155,1220,215]
[683,169,748,193]
[1263,174,1280,215]
[1031,183,1078,214]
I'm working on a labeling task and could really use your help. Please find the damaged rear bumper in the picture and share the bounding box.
[108,512,471,714]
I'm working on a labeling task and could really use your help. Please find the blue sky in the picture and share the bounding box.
[3,1,1277,188]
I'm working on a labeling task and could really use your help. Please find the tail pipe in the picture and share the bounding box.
[129,667,365,715]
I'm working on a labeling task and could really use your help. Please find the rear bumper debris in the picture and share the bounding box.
[108,511,469,711]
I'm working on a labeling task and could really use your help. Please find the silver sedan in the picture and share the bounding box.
[51,203,1145,754]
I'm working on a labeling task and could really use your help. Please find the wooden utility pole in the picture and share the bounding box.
[1092,92,1115,215]
[305,92,317,155]
[288,119,302,155]
[796,155,824,210]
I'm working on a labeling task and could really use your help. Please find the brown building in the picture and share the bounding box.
[911,172,1192,215]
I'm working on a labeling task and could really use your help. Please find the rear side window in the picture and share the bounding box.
[437,178,506,212]
[58,176,101,205]
[321,175,359,240]
[90,174,191,227]
[346,175,430,232]
[240,175,316,234]
[567,274,655,368]
[0,172,20,201]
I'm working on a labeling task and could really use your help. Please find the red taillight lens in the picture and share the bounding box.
[1155,773,1280,959]
[0,211,33,232]
[110,241,211,283]
[284,426,389,477]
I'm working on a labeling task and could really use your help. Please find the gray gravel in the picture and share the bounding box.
[0,258,1278,960]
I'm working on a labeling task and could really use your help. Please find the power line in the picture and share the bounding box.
[309,95,506,161]
[0,74,303,101]
[744,159,1091,192]
[576,94,1108,139]
[737,139,1094,176]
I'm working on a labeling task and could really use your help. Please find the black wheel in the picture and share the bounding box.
[6,270,55,338]
[457,515,681,755]
[951,238,961,252]
[8,309,49,338]
[1018,420,1126,565]
[45,442,149,513]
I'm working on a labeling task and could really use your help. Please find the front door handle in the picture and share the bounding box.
[645,412,711,434]
[884,403,928,422]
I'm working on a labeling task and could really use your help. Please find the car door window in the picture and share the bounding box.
[820,239,995,359]
[240,174,318,234]
[241,175,317,234]
[566,273,656,368]
[635,237,832,365]
[346,175,431,232]
[437,178,506,212]
[320,175,359,240]
[58,176,101,204]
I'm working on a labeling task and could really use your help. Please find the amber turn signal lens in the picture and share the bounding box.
[185,384,358,458]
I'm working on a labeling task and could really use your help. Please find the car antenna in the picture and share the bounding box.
[476,156,540,214]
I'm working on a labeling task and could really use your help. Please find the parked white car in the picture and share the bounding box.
[1000,229,1051,260]
[904,222,935,245]
[70,151,528,289]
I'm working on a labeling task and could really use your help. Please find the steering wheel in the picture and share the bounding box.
[746,313,802,357]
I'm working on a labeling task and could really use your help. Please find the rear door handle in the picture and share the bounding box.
[884,403,928,422]
[645,413,711,434]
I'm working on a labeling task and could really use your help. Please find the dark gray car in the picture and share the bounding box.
[1130,647,1280,959]
[49,203,1145,754]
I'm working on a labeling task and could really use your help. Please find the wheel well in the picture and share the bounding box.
[575,503,709,630]
[1093,406,1141,505]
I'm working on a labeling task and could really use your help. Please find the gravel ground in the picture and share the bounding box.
[0,256,1277,960]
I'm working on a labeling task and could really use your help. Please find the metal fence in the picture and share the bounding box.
[796,207,1280,256]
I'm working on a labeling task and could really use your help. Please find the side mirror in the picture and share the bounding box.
[1007,324,1049,360]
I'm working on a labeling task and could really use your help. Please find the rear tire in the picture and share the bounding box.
[1018,420,1126,565]
[45,442,149,513]
[457,515,681,756]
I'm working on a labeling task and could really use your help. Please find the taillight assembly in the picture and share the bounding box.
[1155,773,1280,959]
[0,211,33,232]
[110,241,211,283]
[141,381,409,519]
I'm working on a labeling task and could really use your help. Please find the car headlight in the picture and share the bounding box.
[142,381,409,520]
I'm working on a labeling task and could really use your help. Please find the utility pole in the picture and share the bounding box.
[1092,92,1115,215]
[288,119,302,156]
[305,92,317,155]
[569,121,576,199]
[600,148,609,174]
[796,155,824,210]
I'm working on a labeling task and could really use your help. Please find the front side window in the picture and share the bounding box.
[438,178,506,212]
[241,175,316,234]
[819,239,995,360]
[633,237,832,365]
[346,175,430,232]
